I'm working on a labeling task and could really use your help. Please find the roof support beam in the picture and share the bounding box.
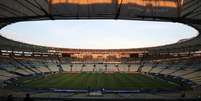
[15,0,41,16]
[25,0,54,20]
[176,0,183,17]
[32,0,54,20]
[47,0,55,20]
[182,0,193,7]
[190,11,201,18]
[25,0,46,14]
[115,0,123,19]
[182,0,199,11]
[182,2,201,18]
[0,6,19,17]
[0,3,28,16]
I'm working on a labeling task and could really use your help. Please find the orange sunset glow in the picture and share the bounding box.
[50,0,112,5]
[49,0,183,8]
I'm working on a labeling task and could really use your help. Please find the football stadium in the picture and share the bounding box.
[0,0,201,101]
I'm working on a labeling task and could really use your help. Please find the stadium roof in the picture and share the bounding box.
[0,0,201,52]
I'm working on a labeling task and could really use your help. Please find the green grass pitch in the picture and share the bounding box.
[16,72,178,89]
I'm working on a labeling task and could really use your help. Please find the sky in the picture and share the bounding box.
[0,20,199,49]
